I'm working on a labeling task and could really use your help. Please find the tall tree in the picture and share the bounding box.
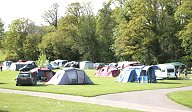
[0,19,4,38]
[63,2,98,62]
[175,0,192,65]
[96,2,117,62]
[113,0,184,64]
[42,3,59,29]
[2,18,41,60]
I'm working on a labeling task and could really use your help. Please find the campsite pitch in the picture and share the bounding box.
[0,70,192,96]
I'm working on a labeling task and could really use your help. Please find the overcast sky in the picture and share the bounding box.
[0,0,108,29]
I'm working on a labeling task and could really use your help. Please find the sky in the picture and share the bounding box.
[0,0,108,30]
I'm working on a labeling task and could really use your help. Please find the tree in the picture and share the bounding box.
[0,19,4,38]
[36,53,49,67]
[62,2,98,62]
[112,0,185,64]
[96,2,117,62]
[178,20,192,59]
[175,0,192,65]
[2,18,42,60]
[42,3,59,29]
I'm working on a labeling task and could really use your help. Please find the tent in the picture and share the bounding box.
[95,66,120,77]
[46,67,93,85]
[79,61,94,69]
[2,61,12,70]
[140,66,157,83]
[117,61,142,69]
[116,66,157,83]
[116,66,144,82]
[9,63,27,71]
[30,67,55,82]
[168,62,186,69]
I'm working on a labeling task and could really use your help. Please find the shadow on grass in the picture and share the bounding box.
[158,82,182,84]
[35,84,48,87]
[0,110,9,112]
[0,83,7,84]
[17,84,48,87]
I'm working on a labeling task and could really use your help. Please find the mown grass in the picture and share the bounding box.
[167,90,192,108]
[0,92,139,112]
[0,70,192,97]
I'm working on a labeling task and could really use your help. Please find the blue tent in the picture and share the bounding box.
[140,66,157,83]
[117,66,157,83]
[116,66,144,83]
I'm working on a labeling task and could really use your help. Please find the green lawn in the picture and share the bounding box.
[0,70,192,97]
[167,90,192,108]
[0,92,139,112]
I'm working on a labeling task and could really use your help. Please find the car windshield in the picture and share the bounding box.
[18,73,30,78]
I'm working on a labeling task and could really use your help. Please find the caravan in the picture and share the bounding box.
[155,64,176,79]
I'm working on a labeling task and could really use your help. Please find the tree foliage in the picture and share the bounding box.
[42,3,59,29]
[2,18,42,60]
[0,19,4,38]
[1,1,191,66]
[96,2,117,62]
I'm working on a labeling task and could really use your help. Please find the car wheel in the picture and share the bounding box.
[16,84,18,86]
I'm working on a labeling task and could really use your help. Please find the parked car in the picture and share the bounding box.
[94,63,105,70]
[19,64,37,71]
[50,61,59,69]
[15,72,37,86]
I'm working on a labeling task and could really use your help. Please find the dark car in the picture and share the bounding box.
[19,64,37,71]
[15,72,37,86]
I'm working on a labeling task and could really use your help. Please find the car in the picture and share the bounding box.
[15,72,37,86]
[19,64,37,71]
[94,63,105,70]
[50,61,59,69]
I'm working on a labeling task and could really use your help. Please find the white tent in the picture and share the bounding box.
[46,67,93,85]
[79,61,94,69]
[9,63,27,71]
[2,61,12,70]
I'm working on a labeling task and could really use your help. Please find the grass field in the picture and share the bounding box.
[167,90,192,108]
[0,70,192,97]
[0,92,139,112]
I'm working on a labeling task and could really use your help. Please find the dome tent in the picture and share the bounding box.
[95,66,120,77]
[46,67,93,85]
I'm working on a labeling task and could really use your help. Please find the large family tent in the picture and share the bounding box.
[140,66,157,83]
[9,63,27,71]
[116,66,157,83]
[30,67,55,81]
[116,66,144,82]
[46,68,93,85]
[95,66,120,77]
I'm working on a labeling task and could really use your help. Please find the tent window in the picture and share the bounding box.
[167,69,174,72]
[77,70,85,84]
[161,70,165,72]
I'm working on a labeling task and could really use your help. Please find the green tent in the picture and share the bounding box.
[168,62,186,69]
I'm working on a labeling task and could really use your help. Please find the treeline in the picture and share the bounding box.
[0,0,191,66]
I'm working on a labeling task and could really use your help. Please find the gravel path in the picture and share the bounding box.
[0,86,192,112]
